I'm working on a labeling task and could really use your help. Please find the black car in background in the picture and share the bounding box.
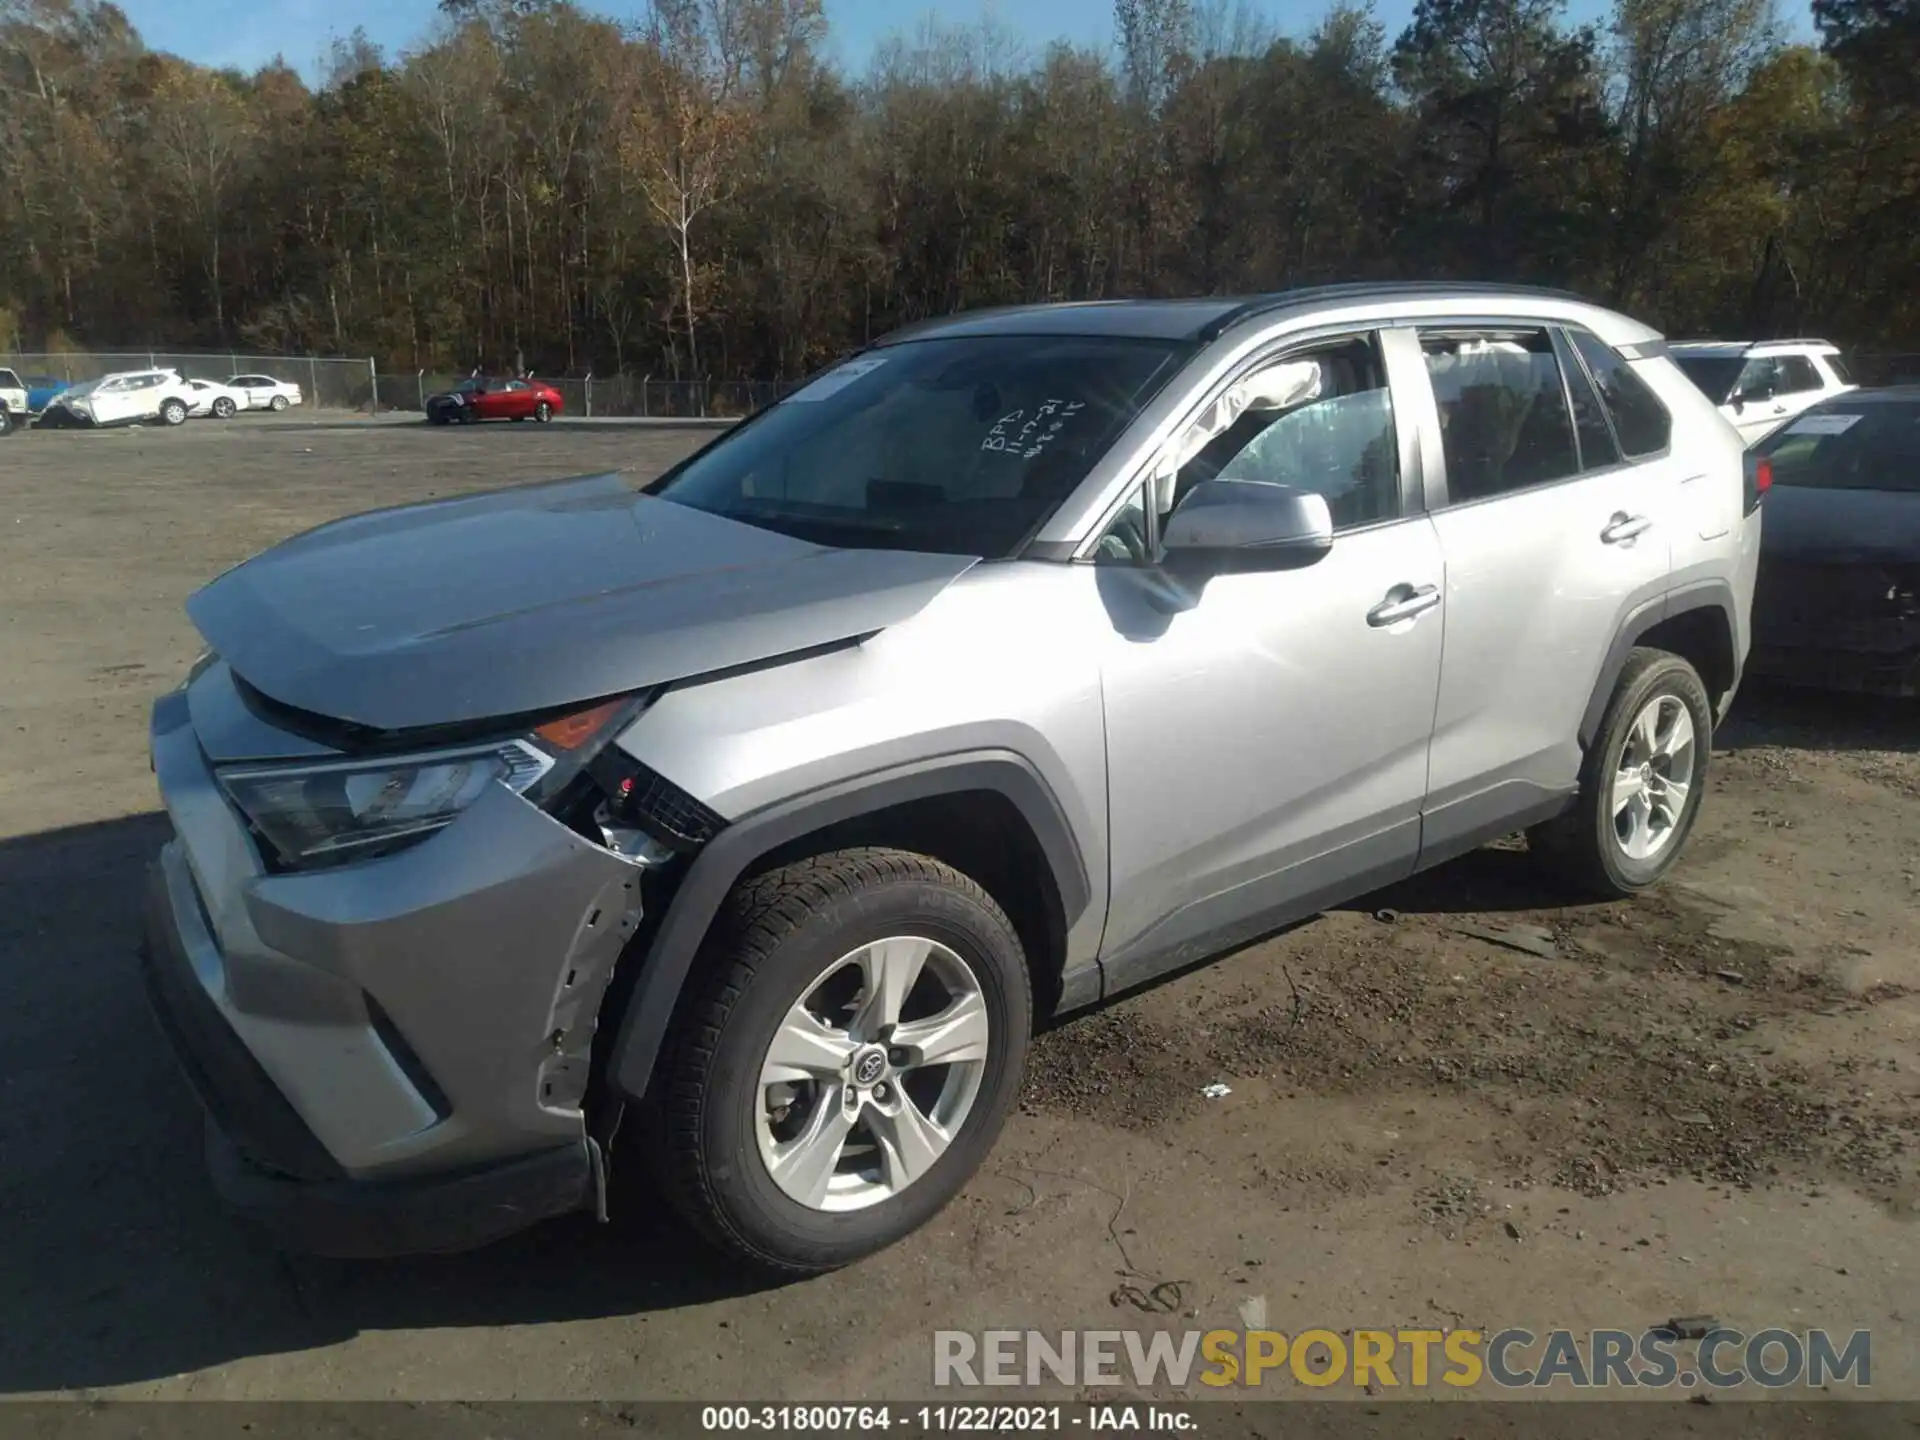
[1749,387,1920,696]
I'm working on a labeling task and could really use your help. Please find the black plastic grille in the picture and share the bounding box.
[589,751,724,852]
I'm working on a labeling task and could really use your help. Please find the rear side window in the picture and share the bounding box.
[1775,356,1822,394]
[1824,354,1853,385]
[1419,328,1580,502]
[1555,333,1621,471]
[1570,332,1671,457]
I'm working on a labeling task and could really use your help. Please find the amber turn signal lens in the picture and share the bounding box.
[534,699,624,750]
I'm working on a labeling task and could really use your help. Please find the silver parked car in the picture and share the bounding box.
[142,284,1761,1272]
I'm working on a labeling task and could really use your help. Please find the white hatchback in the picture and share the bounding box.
[1669,339,1857,446]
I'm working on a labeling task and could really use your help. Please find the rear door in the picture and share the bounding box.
[1411,323,1674,864]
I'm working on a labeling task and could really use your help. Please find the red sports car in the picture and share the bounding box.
[425,376,564,425]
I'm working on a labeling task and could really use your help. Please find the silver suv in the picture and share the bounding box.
[142,284,1761,1272]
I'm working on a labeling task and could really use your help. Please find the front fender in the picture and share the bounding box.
[603,750,1090,1103]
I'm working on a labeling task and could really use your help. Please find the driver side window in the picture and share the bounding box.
[1094,333,1400,564]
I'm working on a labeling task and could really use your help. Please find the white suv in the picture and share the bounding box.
[0,367,25,436]
[1668,339,1856,445]
[44,368,196,428]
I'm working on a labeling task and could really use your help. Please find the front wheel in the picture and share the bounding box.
[159,398,188,426]
[534,401,552,423]
[0,407,13,437]
[269,394,289,412]
[1530,647,1712,897]
[212,396,236,419]
[646,848,1031,1275]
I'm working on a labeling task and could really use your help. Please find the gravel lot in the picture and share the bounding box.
[1,421,1915,1406]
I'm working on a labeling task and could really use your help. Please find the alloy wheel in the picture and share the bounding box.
[755,935,989,1212]
[1611,693,1696,861]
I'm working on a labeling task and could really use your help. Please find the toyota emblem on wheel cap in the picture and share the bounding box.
[853,1049,887,1086]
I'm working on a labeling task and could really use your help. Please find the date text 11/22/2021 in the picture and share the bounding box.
[700,1406,1198,1433]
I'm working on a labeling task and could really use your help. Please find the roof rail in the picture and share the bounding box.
[1197,280,1597,340]
[1673,337,1840,352]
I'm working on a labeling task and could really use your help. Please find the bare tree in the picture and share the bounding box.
[144,64,258,335]
[623,0,752,391]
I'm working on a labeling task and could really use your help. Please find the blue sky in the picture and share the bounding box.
[116,0,1812,82]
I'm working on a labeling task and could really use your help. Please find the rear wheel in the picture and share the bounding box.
[646,848,1031,1274]
[159,398,188,427]
[269,394,289,412]
[1531,648,1711,897]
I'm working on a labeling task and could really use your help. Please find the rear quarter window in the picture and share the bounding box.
[1570,332,1671,457]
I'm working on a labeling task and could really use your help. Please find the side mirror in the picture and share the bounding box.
[1160,479,1333,576]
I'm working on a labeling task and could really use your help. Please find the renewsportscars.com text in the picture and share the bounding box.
[933,1327,1871,1391]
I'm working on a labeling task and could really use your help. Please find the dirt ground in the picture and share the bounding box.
[1,420,1915,1407]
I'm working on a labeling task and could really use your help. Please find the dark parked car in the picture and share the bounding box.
[1749,387,1920,695]
[426,376,563,425]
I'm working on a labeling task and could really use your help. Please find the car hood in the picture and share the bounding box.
[1761,484,1920,564]
[186,472,979,732]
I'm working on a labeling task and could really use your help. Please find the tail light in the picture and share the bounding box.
[1743,453,1772,515]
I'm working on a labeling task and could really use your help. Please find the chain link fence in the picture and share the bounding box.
[410,372,793,419]
[2,351,379,411]
[4,350,802,420]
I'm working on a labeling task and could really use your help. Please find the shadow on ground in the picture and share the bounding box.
[0,815,777,1395]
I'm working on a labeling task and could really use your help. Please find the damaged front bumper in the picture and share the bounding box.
[142,686,664,1257]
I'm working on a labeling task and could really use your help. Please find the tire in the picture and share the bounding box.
[212,396,236,419]
[1530,647,1712,897]
[159,398,188,427]
[0,407,13,437]
[534,401,552,423]
[269,394,289,412]
[645,847,1032,1275]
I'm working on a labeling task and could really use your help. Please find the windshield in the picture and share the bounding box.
[1673,356,1744,403]
[1758,401,1920,492]
[654,334,1189,557]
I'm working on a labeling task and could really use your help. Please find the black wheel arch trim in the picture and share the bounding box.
[1578,579,1742,750]
[604,749,1091,1102]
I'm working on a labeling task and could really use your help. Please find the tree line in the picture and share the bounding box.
[1,0,1916,382]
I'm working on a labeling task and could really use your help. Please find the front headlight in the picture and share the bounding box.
[217,696,639,870]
